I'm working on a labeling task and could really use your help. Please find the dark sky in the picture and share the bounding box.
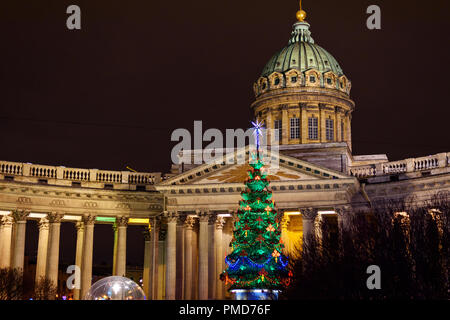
[1,0,449,174]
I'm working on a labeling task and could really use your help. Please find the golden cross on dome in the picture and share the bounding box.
[296,0,307,22]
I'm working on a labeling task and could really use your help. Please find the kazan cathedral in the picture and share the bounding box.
[0,6,448,300]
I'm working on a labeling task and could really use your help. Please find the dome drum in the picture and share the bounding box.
[253,70,351,98]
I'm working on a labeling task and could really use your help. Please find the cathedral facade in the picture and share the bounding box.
[0,10,449,300]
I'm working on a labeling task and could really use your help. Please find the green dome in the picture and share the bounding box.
[261,21,344,77]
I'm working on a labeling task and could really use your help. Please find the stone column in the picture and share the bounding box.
[207,215,216,300]
[280,212,290,254]
[0,215,14,269]
[214,216,225,300]
[191,220,199,299]
[73,221,84,300]
[315,213,323,246]
[114,217,128,277]
[157,227,166,299]
[347,114,352,151]
[142,227,151,299]
[336,205,353,234]
[281,106,289,144]
[198,211,209,300]
[151,217,161,299]
[300,103,308,144]
[11,210,29,271]
[80,215,95,299]
[165,212,178,300]
[183,216,195,300]
[35,218,49,284]
[112,224,118,275]
[46,212,63,290]
[319,104,326,142]
[301,208,318,251]
[176,216,185,299]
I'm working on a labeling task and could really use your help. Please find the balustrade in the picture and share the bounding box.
[0,160,160,186]
[350,152,448,178]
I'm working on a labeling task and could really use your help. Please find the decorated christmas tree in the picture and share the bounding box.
[220,122,291,298]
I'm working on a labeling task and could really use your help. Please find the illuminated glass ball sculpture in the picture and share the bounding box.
[84,276,146,300]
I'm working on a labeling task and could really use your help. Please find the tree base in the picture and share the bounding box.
[231,289,280,300]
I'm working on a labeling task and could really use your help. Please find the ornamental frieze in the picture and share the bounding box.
[148,204,163,210]
[50,199,66,207]
[116,203,131,210]
[16,196,32,204]
[83,201,98,208]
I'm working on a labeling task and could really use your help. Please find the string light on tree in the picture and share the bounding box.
[220,121,291,299]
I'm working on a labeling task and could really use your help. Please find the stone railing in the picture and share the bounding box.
[349,165,376,178]
[382,160,407,174]
[0,160,161,186]
[350,152,449,178]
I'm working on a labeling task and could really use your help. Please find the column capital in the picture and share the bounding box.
[165,211,179,224]
[301,207,318,220]
[198,210,210,223]
[184,215,196,230]
[208,212,218,225]
[82,214,96,225]
[12,209,30,222]
[0,214,14,226]
[142,227,151,241]
[149,216,161,233]
[281,215,290,229]
[75,221,84,231]
[116,216,129,227]
[38,218,49,230]
[47,212,63,224]
[215,216,226,230]
[158,228,167,241]
[335,205,352,217]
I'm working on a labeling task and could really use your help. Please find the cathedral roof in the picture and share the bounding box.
[261,21,344,77]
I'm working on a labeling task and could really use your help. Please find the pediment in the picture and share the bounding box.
[192,163,315,184]
[159,147,350,186]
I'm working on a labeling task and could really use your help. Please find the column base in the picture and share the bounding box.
[230,289,280,300]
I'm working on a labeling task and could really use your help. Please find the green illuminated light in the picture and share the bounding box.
[96,217,116,223]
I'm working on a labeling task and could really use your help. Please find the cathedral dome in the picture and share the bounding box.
[251,13,355,150]
[261,22,344,77]
[253,21,351,97]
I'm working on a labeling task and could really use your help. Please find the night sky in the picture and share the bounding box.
[1,0,450,266]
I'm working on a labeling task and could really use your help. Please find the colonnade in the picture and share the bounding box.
[0,206,353,300]
[142,211,230,300]
[146,206,352,300]
[0,210,130,300]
